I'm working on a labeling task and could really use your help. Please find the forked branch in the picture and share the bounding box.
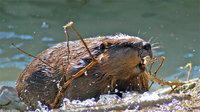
[49,21,98,109]
[12,21,98,109]
[144,56,187,93]
[144,56,165,89]
[64,21,96,62]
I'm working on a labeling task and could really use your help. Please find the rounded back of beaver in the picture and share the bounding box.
[16,34,152,110]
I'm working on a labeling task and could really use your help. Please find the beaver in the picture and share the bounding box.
[16,34,153,110]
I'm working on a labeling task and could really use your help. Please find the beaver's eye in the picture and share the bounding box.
[100,42,112,52]
[143,43,151,50]
[100,43,109,52]
[100,43,106,52]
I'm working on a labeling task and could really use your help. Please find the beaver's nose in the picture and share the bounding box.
[143,43,151,50]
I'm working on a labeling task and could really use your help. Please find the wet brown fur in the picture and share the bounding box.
[16,35,152,110]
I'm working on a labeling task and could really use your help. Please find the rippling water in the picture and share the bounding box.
[0,0,199,90]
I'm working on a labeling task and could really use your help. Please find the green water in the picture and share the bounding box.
[0,0,199,88]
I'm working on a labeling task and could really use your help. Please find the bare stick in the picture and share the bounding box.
[180,63,192,81]
[169,86,178,94]
[145,56,165,89]
[154,57,165,77]
[147,73,185,88]
[145,56,186,93]
[50,54,98,109]
[149,62,154,73]
[50,21,98,109]
[11,43,72,78]
[65,24,71,70]
[147,56,165,77]
[148,63,154,89]
[66,22,96,62]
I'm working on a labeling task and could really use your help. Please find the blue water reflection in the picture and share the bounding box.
[0,54,33,69]
[8,25,17,29]
[12,54,27,60]
[0,49,3,54]
[0,32,34,39]
[154,51,165,57]
[184,53,194,58]
[0,58,10,63]
[42,37,54,41]
[9,43,24,48]
[41,22,49,28]
[0,81,15,87]
[169,65,200,81]
[0,61,29,70]
[47,44,55,47]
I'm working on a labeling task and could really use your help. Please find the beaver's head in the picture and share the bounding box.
[97,37,153,80]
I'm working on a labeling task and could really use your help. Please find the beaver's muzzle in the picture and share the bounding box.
[135,42,153,71]
[140,42,153,59]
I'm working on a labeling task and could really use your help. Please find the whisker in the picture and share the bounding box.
[151,37,159,44]
[152,46,161,50]
[141,32,147,37]
[148,36,154,43]
[137,30,148,38]
[151,42,160,47]
[137,29,140,36]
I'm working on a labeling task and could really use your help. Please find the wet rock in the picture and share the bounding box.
[155,78,200,95]
[0,85,26,111]
[54,78,200,111]
[2,78,200,111]
[57,93,191,111]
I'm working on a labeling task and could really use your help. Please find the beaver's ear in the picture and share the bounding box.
[100,43,106,52]
[132,42,143,48]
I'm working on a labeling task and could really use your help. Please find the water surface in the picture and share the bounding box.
[0,0,199,89]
